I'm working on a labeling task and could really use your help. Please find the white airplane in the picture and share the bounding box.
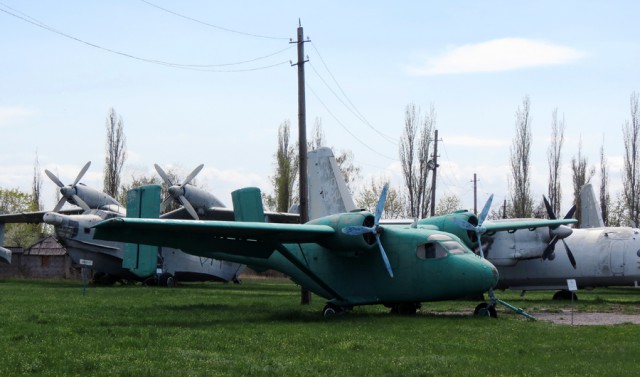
[0,162,247,285]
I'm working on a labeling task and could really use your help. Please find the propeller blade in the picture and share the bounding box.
[564,205,576,220]
[72,194,90,211]
[543,196,556,219]
[542,235,558,260]
[52,196,66,212]
[376,235,394,278]
[45,169,65,188]
[154,164,174,186]
[562,239,577,269]
[452,217,477,232]
[374,183,389,224]
[178,195,199,220]
[181,164,204,187]
[160,196,173,212]
[478,194,494,225]
[342,226,372,236]
[72,161,91,187]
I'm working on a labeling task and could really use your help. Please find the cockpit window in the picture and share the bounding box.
[441,240,467,255]
[416,242,448,260]
[428,234,453,241]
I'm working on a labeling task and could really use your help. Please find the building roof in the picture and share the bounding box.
[24,236,67,256]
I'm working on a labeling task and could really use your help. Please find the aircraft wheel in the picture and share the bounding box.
[158,273,175,287]
[474,303,498,318]
[143,276,157,286]
[553,290,577,301]
[323,305,337,318]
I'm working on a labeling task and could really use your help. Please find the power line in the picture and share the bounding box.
[309,42,397,144]
[0,3,291,72]
[139,0,289,40]
[307,83,397,161]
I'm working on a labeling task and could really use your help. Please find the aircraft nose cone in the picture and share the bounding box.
[552,224,573,239]
[481,259,499,290]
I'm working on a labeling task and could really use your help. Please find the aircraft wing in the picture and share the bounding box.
[161,206,300,224]
[482,218,577,233]
[94,218,334,259]
[0,209,83,224]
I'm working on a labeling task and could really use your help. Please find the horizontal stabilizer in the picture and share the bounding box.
[0,247,11,264]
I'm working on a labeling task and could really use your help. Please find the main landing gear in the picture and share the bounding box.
[553,289,578,301]
[322,303,352,317]
[474,302,498,318]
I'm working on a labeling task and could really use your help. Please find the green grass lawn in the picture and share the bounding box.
[1,278,639,376]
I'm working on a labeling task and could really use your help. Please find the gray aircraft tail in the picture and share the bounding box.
[123,184,162,277]
[580,183,604,228]
[307,147,356,220]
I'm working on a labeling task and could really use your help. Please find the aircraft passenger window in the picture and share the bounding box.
[416,243,448,260]
[83,227,91,234]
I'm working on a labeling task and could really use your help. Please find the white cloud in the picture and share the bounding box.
[410,38,587,76]
[0,106,33,127]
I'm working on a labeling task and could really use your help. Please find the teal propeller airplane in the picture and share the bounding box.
[92,173,575,318]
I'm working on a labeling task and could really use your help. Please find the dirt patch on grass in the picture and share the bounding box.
[533,310,640,325]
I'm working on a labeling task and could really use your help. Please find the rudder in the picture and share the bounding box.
[123,184,161,277]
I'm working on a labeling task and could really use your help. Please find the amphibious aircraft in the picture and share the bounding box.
[0,162,247,285]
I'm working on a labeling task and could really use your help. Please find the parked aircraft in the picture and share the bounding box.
[0,162,246,285]
[485,184,640,299]
[94,182,506,317]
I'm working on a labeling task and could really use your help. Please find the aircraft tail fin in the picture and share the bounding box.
[580,183,604,228]
[308,147,356,220]
[123,184,161,277]
[0,222,11,264]
[231,187,265,222]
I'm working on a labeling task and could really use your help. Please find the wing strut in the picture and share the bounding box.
[275,244,345,302]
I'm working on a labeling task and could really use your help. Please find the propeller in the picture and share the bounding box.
[45,161,91,212]
[453,194,494,258]
[453,194,536,320]
[154,164,203,220]
[542,196,577,269]
[342,183,394,278]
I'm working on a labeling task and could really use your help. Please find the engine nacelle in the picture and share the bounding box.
[307,212,377,255]
[417,210,478,249]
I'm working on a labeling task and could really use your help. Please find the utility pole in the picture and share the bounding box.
[292,21,311,305]
[429,129,439,216]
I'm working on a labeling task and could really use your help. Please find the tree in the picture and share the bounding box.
[32,152,43,212]
[509,96,534,218]
[103,108,127,199]
[434,194,463,216]
[399,103,435,218]
[599,137,610,226]
[355,177,404,219]
[547,108,565,217]
[264,120,298,212]
[571,137,595,228]
[622,92,640,226]
[0,188,41,247]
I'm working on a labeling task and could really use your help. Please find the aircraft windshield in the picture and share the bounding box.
[441,240,467,255]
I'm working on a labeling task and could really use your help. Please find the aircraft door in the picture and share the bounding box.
[610,241,625,276]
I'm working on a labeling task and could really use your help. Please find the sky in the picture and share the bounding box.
[1,1,639,216]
